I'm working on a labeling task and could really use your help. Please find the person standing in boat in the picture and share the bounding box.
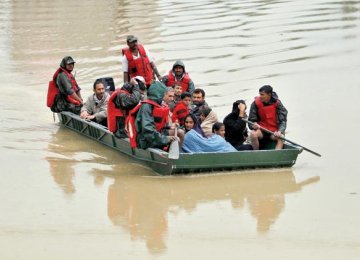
[223,100,253,151]
[190,88,209,121]
[48,56,83,114]
[127,81,183,150]
[80,79,109,126]
[121,35,162,88]
[107,76,146,138]
[248,85,288,150]
[161,60,195,94]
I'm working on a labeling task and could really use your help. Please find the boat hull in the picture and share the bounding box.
[57,112,302,175]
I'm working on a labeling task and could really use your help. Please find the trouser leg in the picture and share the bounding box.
[114,116,127,138]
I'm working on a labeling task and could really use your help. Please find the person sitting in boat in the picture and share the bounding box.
[172,92,191,127]
[122,35,162,88]
[161,60,195,94]
[47,56,83,114]
[107,76,146,138]
[80,79,110,126]
[190,88,209,120]
[168,83,183,111]
[199,105,218,137]
[212,122,225,138]
[223,100,253,151]
[127,81,184,150]
[248,85,288,150]
[182,116,236,153]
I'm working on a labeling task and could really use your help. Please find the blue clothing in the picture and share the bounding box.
[182,129,237,153]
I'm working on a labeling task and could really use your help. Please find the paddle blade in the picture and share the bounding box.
[168,140,180,159]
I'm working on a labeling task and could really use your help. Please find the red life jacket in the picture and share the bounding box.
[122,44,153,86]
[166,71,191,93]
[254,97,279,132]
[172,101,189,126]
[126,100,170,148]
[47,67,81,107]
[107,88,130,133]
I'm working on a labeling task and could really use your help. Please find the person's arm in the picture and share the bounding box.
[276,101,288,133]
[161,75,168,86]
[122,55,129,83]
[150,61,162,80]
[248,101,258,130]
[57,73,83,104]
[119,85,141,108]
[188,79,195,94]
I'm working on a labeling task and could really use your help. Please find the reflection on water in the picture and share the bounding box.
[46,127,320,254]
[106,171,319,253]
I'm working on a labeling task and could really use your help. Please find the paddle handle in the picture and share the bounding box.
[242,118,321,157]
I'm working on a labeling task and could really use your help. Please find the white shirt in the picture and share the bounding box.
[121,46,154,72]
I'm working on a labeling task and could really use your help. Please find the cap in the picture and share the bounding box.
[134,76,145,83]
[134,76,146,91]
[126,35,138,43]
[65,56,76,64]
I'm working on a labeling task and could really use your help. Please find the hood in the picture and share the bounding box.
[60,56,75,69]
[172,60,186,73]
[147,81,167,104]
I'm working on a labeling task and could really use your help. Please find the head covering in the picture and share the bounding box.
[134,76,146,91]
[60,56,76,68]
[172,60,186,73]
[146,81,167,104]
[126,35,137,43]
[185,113,206,137]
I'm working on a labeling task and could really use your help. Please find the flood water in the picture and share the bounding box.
[1,0,360,259]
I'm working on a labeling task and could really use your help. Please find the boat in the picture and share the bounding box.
[57,111,303,175]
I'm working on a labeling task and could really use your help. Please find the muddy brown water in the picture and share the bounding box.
[0,0,360,259]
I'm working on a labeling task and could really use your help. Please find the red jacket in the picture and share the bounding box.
[172,101,189,126]
[254,97,279,132]
[166,71,191,93]
[122,44,153,86]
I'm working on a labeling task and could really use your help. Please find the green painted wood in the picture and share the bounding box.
[58,112,302,175]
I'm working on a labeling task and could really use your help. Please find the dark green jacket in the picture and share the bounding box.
[135,81,169,149]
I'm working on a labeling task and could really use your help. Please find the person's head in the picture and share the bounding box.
[173,83,183,96]
[93,80,105,100]
[184,113,196,132]
[126,35,138,50]
[163,87,175,104]
[181,92,192,107]
[192,88,205,106]
[231,99,247,113]
[212,122,225,138]
[199,105,212,122]
[133,76,146,92]
[259,85,273,103]
[60,56,76,72]
[147,81,167,104]
[172,60,185,77]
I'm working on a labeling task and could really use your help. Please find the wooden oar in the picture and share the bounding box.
[168,127,180,159]
[242,118,321,157]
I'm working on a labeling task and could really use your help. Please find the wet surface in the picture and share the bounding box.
[0,0,360,259]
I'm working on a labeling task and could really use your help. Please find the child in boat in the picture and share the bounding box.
[172,92,192,127]
[212,122,225,138]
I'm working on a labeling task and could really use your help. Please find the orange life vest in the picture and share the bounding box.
[47,67,81,107]
[126,100,169,148]
[122,44,153,86]
[166,71,191,93]
[107,88,130,133]
[172,101,189,126]
[254,97,279,132]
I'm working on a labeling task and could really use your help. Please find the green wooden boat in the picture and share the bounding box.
[58,111,303,175]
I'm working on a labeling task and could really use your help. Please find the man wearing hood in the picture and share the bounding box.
[161,60,195,94]
[248,85,288,150]
[50,56,83,114]
[223,100,253,151]
[134,81,179,150]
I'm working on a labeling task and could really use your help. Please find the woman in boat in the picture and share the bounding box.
[223,100,253,151]
[182,114,236,153]
[199,105,218,137]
